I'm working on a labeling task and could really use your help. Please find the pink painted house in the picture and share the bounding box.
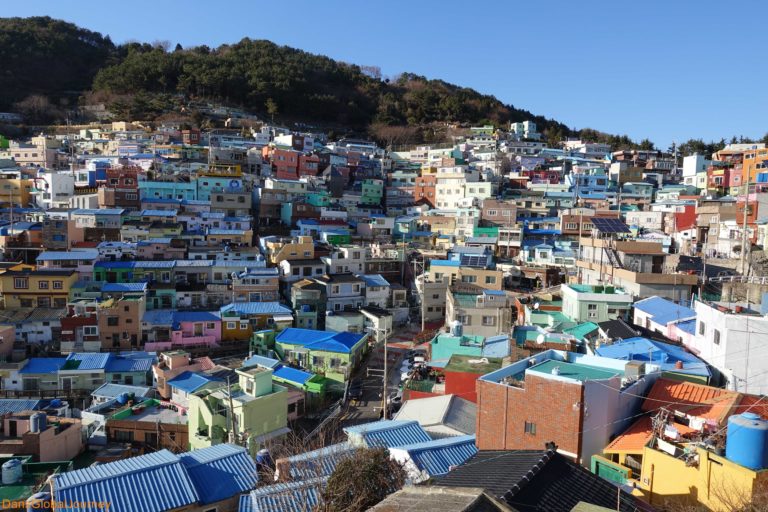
[143,311,222,352]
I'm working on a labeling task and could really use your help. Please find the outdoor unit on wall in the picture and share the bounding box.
[624,361,645,380]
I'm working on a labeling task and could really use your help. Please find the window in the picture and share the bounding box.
[482,316,496,326]
[227,322,237,329]
[37,297,51,307]
[485,276,496,284]
[330,358,341,368]
[698,321,706,335]
[524,421,536,435]
[432,294,440,299]
[206,323,215,329]
[312,356,325,367]
[53,298,66,308]
[83,326,98,336]
[240,322,248,330]
[14,278,28,289]
[461,275,477,283]
[107,317,119,326]
[114,430,134,442]
[52,281,63,290]
[713,329,721,345]
[38,281,49,290]
[20,299,33,308]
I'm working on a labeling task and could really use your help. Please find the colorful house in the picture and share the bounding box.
[274,328,368,385]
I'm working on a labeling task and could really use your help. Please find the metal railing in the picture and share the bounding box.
[709,275,768,284]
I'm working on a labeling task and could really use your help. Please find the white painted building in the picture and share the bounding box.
[687,301,768,395]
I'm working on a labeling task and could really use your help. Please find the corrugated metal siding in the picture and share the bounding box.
[248,477,327,512]
[180,444,258,504]
[52,450,199,512]
[406,435,478,477]
[287,443,355,480]
[345,420,432,449]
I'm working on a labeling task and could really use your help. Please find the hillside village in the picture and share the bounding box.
[0,114,765,511]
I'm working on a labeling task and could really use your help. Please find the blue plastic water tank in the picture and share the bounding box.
[116,393,129,405]
[725,412,768,470]
[49,399,62,408]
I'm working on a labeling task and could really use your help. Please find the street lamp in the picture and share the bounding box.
[366,325,391,420]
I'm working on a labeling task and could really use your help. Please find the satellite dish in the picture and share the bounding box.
[536,334,546,345]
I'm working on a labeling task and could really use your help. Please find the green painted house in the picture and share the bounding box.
[273,328,368,386]
[187,366,288,451]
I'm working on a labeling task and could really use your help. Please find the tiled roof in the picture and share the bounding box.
[604,417,653,454]
[179,444,257,505]
[435,450,652,512]
[641,378,741,423]
[344,420,432,449]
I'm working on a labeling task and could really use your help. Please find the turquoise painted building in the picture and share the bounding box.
[139,181,197,201]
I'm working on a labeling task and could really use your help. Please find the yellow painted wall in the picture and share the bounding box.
[640,445,768,511]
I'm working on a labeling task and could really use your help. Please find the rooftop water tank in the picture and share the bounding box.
[116,393,129,405]
[49,399,62,408]
[2,459,22,485]
[725,412,768,470]
[26,492,51,512]
[29,412,46,434]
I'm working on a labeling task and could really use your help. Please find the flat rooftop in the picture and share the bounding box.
[126,405,188,424]
[528,360,622,382]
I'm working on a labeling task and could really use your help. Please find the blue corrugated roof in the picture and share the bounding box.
[142,309,176,325]
[395,434,477,477]
[106,355,155,373]
[245,477,327,512]
[360,274,390,287]
[91,383,151,399]
[0,399,41,415]
[634,296,696,325]
[284,443,354,480]
[102,282,148,293]
[173,311,221,323]
[276,328,366,354]
[142,209,178,217]
[677,319,697,335]
[52,449,200,512]
[273,366,314,386]
[344,420,431,448]
[221,302,292,316]
[37,249,99,261]
[20,358,67,374]
[243,355,280,369]
[179,444,257,504]
[65,352,112,370]
[168,371,223,394]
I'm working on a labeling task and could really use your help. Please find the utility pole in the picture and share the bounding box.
[740,182,750,276]
[226,376,237,444]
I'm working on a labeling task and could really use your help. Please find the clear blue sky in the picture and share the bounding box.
[4,0,767,147]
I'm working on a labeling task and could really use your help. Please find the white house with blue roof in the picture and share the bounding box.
[632,295,696,338]
[389,434,478,484]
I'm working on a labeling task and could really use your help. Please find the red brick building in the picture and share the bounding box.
[98,166,140,210]
[476,350,652,466]
[414,175,436,207]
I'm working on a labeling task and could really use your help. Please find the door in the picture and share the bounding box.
[194,323,203,336]
[61,378,72,392]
